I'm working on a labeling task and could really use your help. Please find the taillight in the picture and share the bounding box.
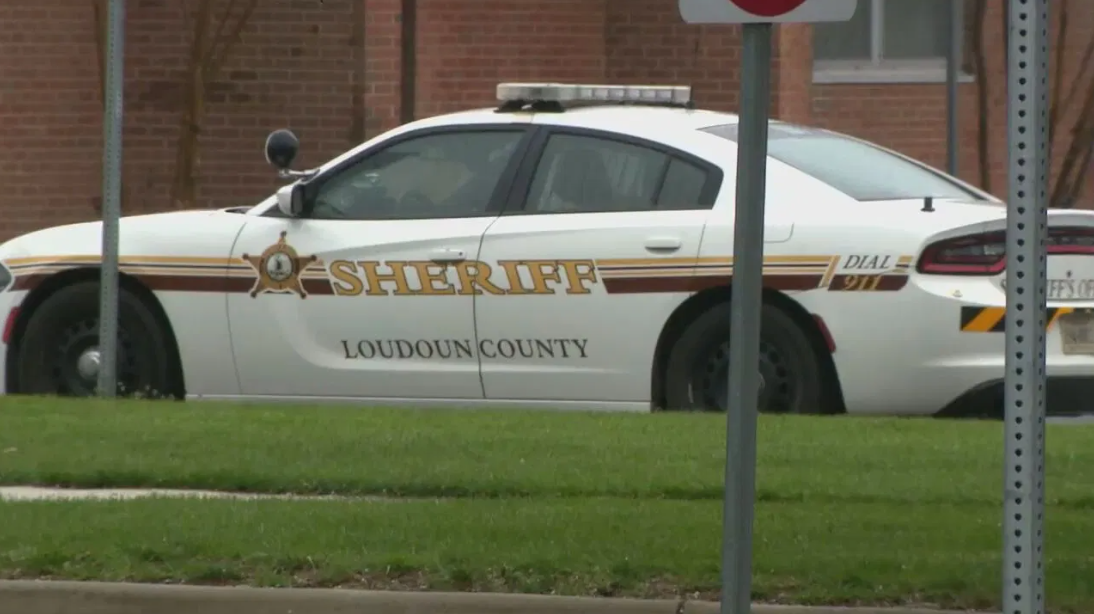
[917,231,1006,275]
[2,307,18,345]
[1047,226,1094,255]
[917,226,1094,275]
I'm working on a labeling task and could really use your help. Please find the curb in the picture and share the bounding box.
[0,486,371,502]
[0,581,996,614]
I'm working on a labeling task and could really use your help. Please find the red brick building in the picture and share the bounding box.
[3,0,1093,240]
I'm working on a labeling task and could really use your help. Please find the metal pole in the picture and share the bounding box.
[1002,1,1049,614]
[97,0,125,397]
[721,21,771,614]
[945,0,961,176]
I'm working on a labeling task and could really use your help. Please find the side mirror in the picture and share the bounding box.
[275,183,306,217]
[265,129,299,170]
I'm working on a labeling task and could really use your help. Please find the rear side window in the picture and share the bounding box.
[521,133,717,214]
[657,158,708,210]
[701,123,985,202]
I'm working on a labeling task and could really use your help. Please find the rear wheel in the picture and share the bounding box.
[663,302,825,413]
[16,281,174,397]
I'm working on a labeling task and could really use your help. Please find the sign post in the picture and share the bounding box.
[1002,1,1049,613]
[721,20,769,614]
[97,0,125,398]
[945,0,961,176]
[678,2,857,614]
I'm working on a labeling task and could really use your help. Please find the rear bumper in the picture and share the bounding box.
[833,347,1094,417]
[808,274,1094,416]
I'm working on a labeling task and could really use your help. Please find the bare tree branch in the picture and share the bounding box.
[1048,0,1069,164]
[171,0,214,209]
[204,0,240,68]
[205,0,259,84]
[350,0,367,143]
[1058,21,1094,118]
[190,0,214,70]
[1051,75,1094,207]
[180,0,195,46]
[93,0,107,109]
[170,0,259,209]
[971,0,990,191]
[1062,124,1094,207]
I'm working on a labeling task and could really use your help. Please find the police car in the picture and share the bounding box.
[2,82,1094,416]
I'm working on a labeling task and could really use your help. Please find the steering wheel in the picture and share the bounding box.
[400,190,434,209]
[312,194,349,218]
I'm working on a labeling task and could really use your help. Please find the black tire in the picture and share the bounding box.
[664,301,825,414]
[17,281,175,397]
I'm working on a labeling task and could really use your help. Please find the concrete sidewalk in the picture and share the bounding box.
[0,485,366,502]
[0,581,994,614]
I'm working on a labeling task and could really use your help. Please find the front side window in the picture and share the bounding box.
[523,133,712,213]
[309,130,523,220]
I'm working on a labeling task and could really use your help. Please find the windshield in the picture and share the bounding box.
[701,123,987,202]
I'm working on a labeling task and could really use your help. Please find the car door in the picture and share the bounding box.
[474,127,724,405]
[227,125,534,399]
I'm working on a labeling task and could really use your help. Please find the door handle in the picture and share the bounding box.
[644,236,682,252]
[430,248,467,263]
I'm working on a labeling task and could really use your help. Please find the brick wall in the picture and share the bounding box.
[1,0,379,237]
[415,0,607,118]
[2,0,1091,241]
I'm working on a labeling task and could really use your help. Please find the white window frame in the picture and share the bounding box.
[812,0,975,85]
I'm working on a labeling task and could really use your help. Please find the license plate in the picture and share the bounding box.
[1059,312,1094,355]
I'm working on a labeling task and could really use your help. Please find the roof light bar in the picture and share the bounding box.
[497,82,692,106]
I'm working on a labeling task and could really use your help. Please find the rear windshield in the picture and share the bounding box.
[701,123,985,202]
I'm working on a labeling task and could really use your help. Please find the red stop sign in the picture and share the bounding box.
[728,0,808,17]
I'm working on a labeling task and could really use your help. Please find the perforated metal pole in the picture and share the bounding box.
[97,0,125,397]
[945,0,961,176]
[1002,1,1049,613]
[721,21,771,614]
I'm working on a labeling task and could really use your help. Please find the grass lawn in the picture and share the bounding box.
[1,397,1093,611]
[3,496,1094,611]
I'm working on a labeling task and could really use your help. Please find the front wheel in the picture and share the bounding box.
[16,281,175,397]
[663,302,825,414]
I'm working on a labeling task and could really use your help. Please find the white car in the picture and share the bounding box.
[1,82,1093,416]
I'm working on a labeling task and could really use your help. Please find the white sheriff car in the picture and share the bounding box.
[1,83,1093,416]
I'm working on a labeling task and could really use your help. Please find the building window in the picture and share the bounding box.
[813,0,972,84]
